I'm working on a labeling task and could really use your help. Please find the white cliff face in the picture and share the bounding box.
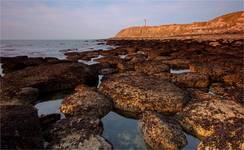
[115,11,244,39]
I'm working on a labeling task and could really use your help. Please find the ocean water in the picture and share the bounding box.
[0,40,113,59]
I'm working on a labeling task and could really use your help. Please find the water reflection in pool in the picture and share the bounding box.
[102,112,200,150]
[34,91,200,150]
[34,90,71,117]
[102,112,147,150]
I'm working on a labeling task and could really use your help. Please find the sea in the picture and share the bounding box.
[0,39,200,150]
[0,39,114,59]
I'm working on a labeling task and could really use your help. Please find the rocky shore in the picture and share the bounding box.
[1,11,244,150]
[1,36,243,149]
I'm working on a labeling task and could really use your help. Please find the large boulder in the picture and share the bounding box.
[139,112,187,150]
[0,62,98,104]
[60,85,112,118]
[176,99,244,139]
[99,72,189,117]
[0,105,43,149]
[45,116,105,149]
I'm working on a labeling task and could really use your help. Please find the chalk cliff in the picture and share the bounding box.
[114,11,244,39]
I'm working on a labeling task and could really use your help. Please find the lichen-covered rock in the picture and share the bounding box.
[0,105,43,149]
[139,112,187,150]
[78,135,112,150]
[197,118,244,150]
[46,116,102,149]
[99,72,189,117]
[172,72,210,88]
[135,60,169,75]
[177,99,244,139]
[60,85,112,118]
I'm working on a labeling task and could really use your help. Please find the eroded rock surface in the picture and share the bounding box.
[45,116,103,149]
[177,99,244,139]
[99,72,189,117]
[197,118,244,150]
[60,85,112,118]
[139,112,187,150]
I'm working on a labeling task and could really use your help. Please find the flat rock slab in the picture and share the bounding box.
[177,99,244,139]
[0,62,98,104]
[139,112,187,150]
[60,85,112,118]
[99,72,189,117]
[0,105,43,149]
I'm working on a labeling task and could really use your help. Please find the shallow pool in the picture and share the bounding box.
[102,111,200,150]
[35,91,200,150]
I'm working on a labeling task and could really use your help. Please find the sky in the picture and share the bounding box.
[0,0,243,40]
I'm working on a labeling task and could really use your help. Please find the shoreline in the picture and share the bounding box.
[1,37,243,149]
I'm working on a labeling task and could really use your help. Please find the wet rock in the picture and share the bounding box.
[59,48,78,52]
[65,50,101,61]
[129,53,147,63]
[78,135,112,150]
[161,58,190,69]
[134,60,169,75]
[172,73,210,88]
[99,47,128,56]
[99,67,117,75]
[60,85,112,118]
[0,56,67,74]
[96,56,122,64]
[0,105,43,149]
[46,116,102,149]
[0,62,98,104]
[99,72,189,117]
[139,112,187,150]
[18,87,39,103]
[39,113,61,129]
[177,99,244,139]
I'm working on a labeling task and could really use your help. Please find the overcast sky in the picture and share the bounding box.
[1,0,243,40]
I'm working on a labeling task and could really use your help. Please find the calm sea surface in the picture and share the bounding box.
[0,40,113,58]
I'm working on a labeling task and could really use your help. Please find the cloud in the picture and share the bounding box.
[1,0,243,39]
